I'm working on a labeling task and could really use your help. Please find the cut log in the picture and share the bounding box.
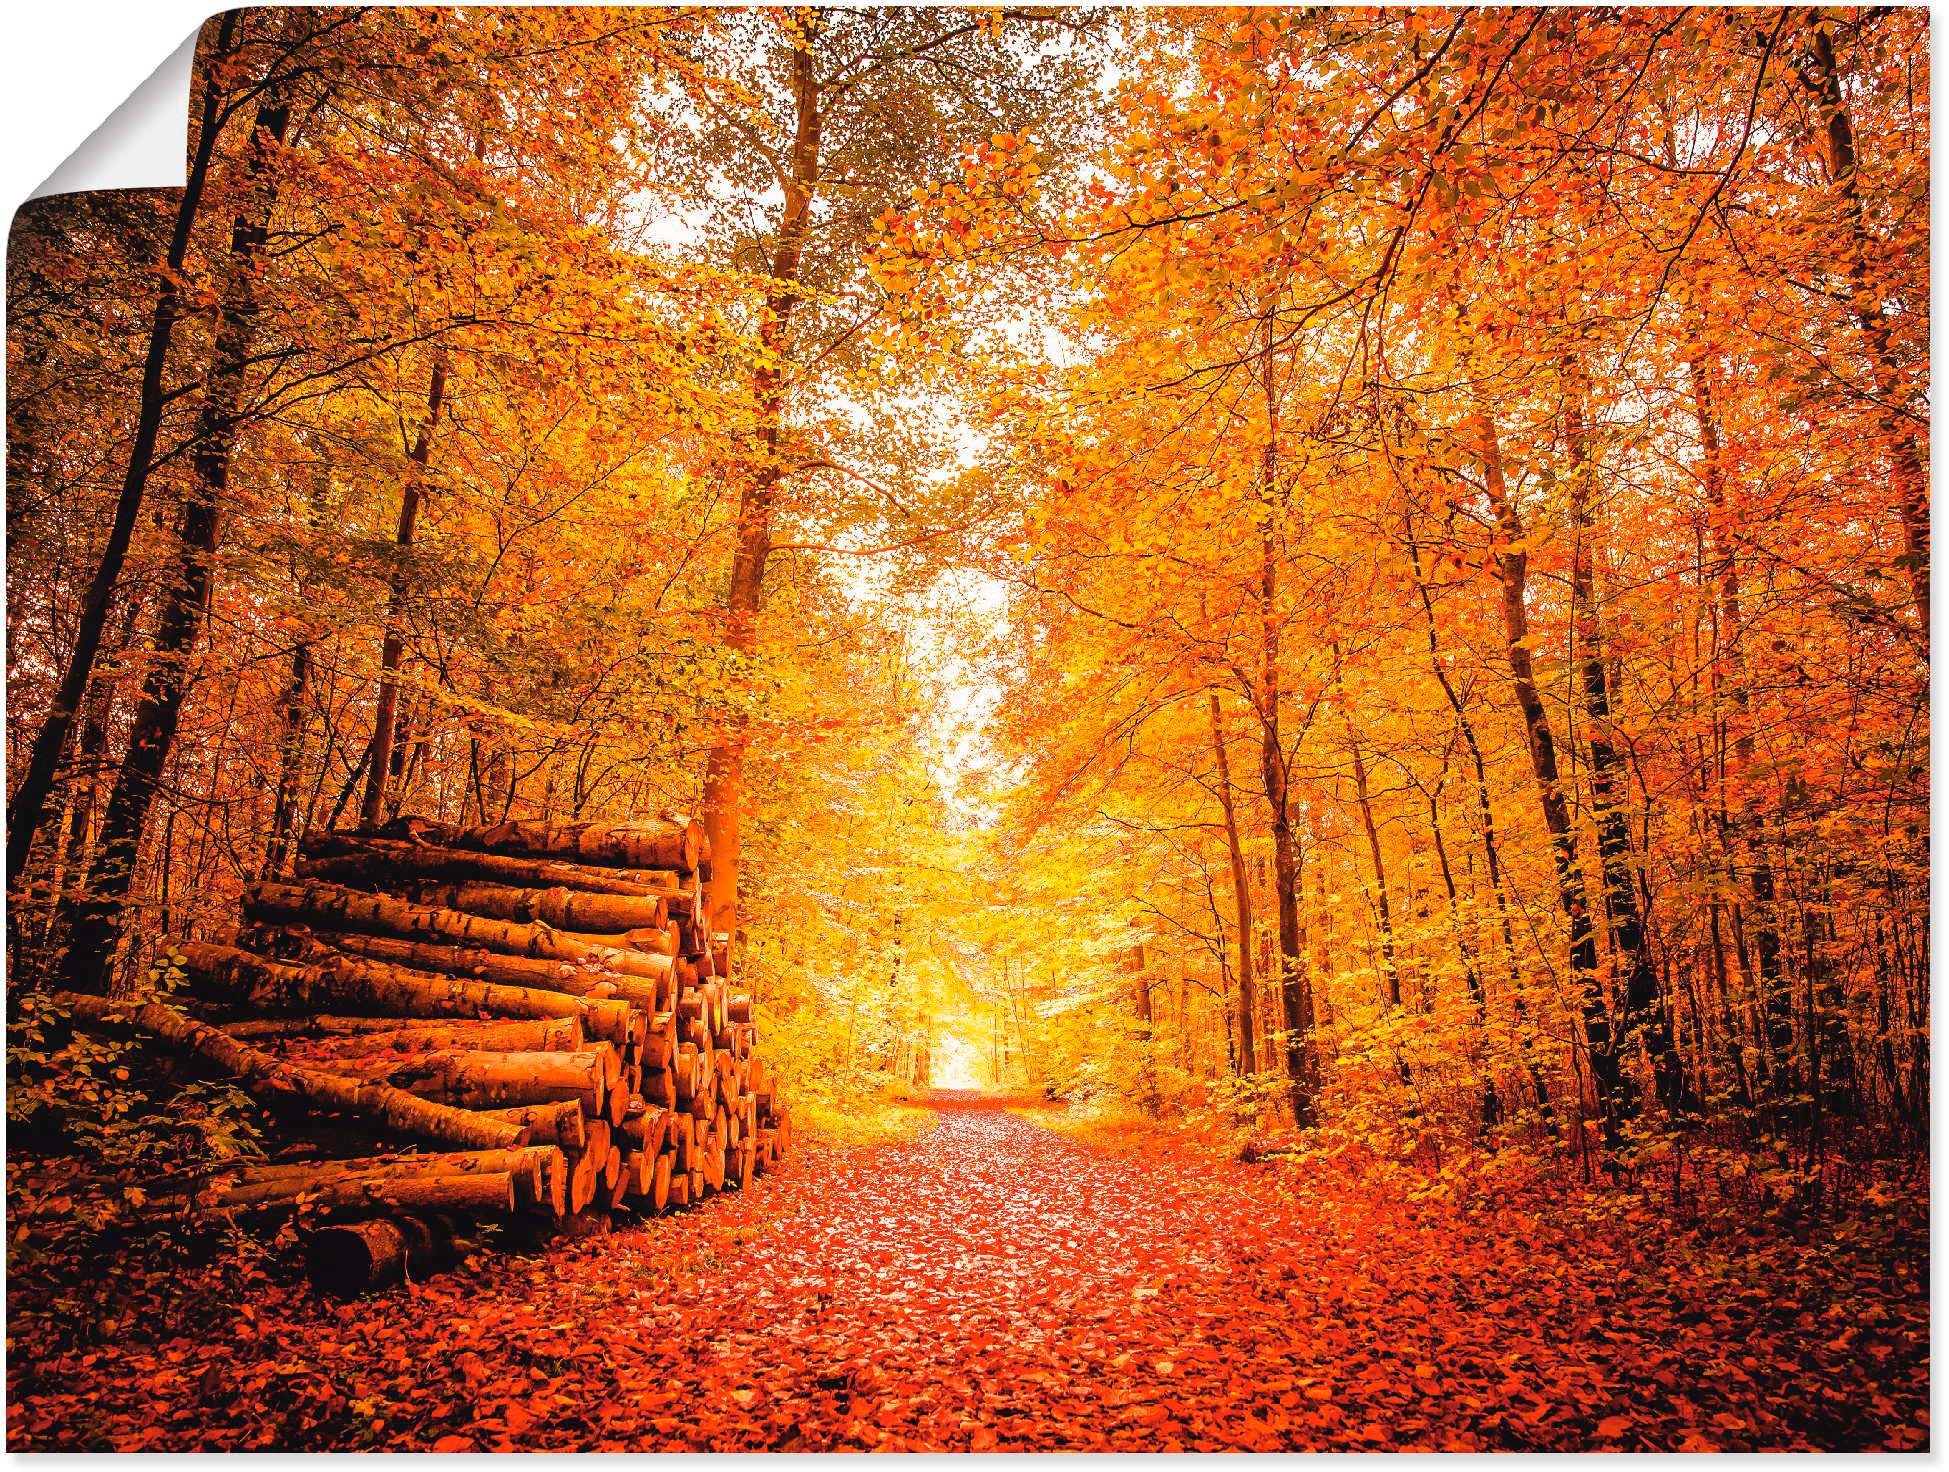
[56,993,524,1151]
[297,930,655,1025]
[279,1046,610,1114]
[171,1166,518,1217]
[256,1017,582,1056]
[178,940,633,1047]
[728,994,753,1025]
[651,1151,673,1210]
[247,881,677,985]
[303,832,672,898]
[640,1064,676,1112]
[667,1171,690,1208]
[481,1100,586,1152]
[450,816,706,874]
[621,1103,670,1157]
[304,1212,467,1297]
[406,880,672,937]
[199,1144,560,1209]
[568,1150,599,1212]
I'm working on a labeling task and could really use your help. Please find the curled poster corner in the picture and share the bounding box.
[30,31,197,201]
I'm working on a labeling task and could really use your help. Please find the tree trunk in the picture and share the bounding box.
[1685,331,1791,1103]
[56,991,526,1150]
[1563,366,1683,1112]
[60,90,295,992]
[6,15,242,891]
[700,25,825,950]
[1346,725,1402,1009]
[359,354,448,828]
[264,636,317,878]
[1806,15,1929,641]
[1252,323,1318,1126]
[1208,692,1258,1073]
[1468,383,1623,1133]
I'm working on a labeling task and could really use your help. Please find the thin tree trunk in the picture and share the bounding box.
[1467,381,1622,1133]
[1563,364,1683,1111]
[1346,725,1402,1009]
[61,91,294,993]
[264,637,316,877]
[699,26,824,951]
[1252,318,1318,1127]
[1683,335,1790,1106]
[360,354,448,829]
[1208,692,1258,1073]
[1807,16,1929,641]
[6,17,242,891]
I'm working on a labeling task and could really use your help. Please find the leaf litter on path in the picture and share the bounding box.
[6,1098,1927,1450]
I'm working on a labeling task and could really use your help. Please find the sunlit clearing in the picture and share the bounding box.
[931,1031,986,1091]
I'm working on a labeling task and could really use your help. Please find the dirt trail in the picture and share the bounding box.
[7,1095,1927,1450]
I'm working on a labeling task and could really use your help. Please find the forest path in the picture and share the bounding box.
[8,1096,1926,1451]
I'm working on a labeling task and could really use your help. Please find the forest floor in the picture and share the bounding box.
[7,1093,1928,1451]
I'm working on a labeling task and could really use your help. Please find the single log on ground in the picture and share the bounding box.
[483,1099,585,1152]
[56,993,525,1151]
[302,833,672,898]
[293,930,652,1027]
[247,881,677,985]
[304,1212,467,1297]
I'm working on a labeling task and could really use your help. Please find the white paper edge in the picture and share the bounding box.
[29,30,197,201]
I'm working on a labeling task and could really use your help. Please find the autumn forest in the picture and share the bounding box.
[4,5,1929,1452]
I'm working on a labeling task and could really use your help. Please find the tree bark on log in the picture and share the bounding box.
[185,1144,562,1213]
[483,1099,586,1152]
[405,880,671,936]
[283,929,655,1024]
[246,880,677,983]
[303,833,674,899]
[186,1169,517,1217]
[274,1046,611,1114]
[226,1015,582,1053]
[442,817,706,873]
[304,1212,465,1297]
[56,991,524,1150]
[178,940,633,1048]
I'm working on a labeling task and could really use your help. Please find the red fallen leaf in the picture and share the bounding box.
[430,1435,474,1453]
[1595,1415,1632,1439]
[969,1427,997,1451]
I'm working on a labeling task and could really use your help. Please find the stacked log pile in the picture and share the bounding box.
[61,815,792,1294]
